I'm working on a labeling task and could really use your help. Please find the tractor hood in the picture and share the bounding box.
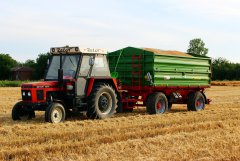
[21,81,59,89]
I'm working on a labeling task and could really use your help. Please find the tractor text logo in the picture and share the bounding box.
[57,47,74,53]
[51,47,79,53]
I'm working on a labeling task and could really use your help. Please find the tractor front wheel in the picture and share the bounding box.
[87,83,117,119]
[45,103,66,123]
[12,101,35,121]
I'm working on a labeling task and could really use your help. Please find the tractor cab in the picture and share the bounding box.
[46,47,110,81]
[12,46,119,123]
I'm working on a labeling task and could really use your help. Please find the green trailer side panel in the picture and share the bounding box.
[153,54,211,86]
[107,47,211,87]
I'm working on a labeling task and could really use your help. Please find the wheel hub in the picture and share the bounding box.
[196,98,204,110]
[54,113,58,118]
[100,96,108,108]
[99,96,109,111]
[51,108,62,123]
[98,92,112,114]
[156,99,165,114]
[196,101,200,107]
[157,102,161,109]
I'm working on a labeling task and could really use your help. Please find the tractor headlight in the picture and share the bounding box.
[21,90,32,101]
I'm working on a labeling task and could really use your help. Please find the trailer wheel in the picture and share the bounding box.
[45,103,66,123]
[187,92,205,111]
[87,83,117,119]
[146,92,168,114]
[12,101,34,121]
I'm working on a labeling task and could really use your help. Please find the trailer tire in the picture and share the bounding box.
[45,103,66,123]
[146,92,168,114]
[87,83,117,119]
[12,101,34,121]
[187,92,205,111]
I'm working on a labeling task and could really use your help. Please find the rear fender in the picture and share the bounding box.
[52,100,66,108]
[86,78,119,96]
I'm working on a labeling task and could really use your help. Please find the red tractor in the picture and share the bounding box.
[12,47,119,123]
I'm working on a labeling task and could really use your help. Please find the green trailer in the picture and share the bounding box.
[108,47,211,113]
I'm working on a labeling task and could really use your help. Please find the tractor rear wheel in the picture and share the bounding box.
[45,103,66,123]
[87,83,117,119]
[12,101,35,121]
[146,92,168,114]
[187,92,205,111]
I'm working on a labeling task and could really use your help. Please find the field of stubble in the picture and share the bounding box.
[0,83,240,161]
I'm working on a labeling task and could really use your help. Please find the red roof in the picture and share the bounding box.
[11,67,34,72]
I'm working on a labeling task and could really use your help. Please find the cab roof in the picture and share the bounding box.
[50,46,107,55]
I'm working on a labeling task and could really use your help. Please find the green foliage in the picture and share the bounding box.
[24,59,36,69]
[22,53,50,80]
[34,53,51,80]
[0,80,31,87]
[0,52,50,80]
[212,57,240,80]
[0,54,18,80]
[187,38,208,56]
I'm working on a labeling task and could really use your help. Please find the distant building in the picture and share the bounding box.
[11,67,35,80]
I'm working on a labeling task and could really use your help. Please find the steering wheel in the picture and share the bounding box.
[63,70,75,79]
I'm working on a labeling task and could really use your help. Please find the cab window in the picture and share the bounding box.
[79,55,91,76]
[92,55,110,77]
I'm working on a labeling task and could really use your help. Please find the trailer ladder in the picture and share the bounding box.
[131,55,142,90]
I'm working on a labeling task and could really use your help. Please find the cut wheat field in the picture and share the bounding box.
[0,84,240,161]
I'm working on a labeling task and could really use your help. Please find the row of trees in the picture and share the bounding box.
[23,53,51,80]
[212,58,240,80]
[0,54,18,80]
[187,38,240,80]
[0,53,50,80]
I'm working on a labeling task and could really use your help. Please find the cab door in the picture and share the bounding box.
[76,55,91,97]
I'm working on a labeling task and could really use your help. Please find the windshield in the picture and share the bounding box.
[45,55,80,80]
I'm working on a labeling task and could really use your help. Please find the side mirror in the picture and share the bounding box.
[89,57,94,66]
[47,58,50,65]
